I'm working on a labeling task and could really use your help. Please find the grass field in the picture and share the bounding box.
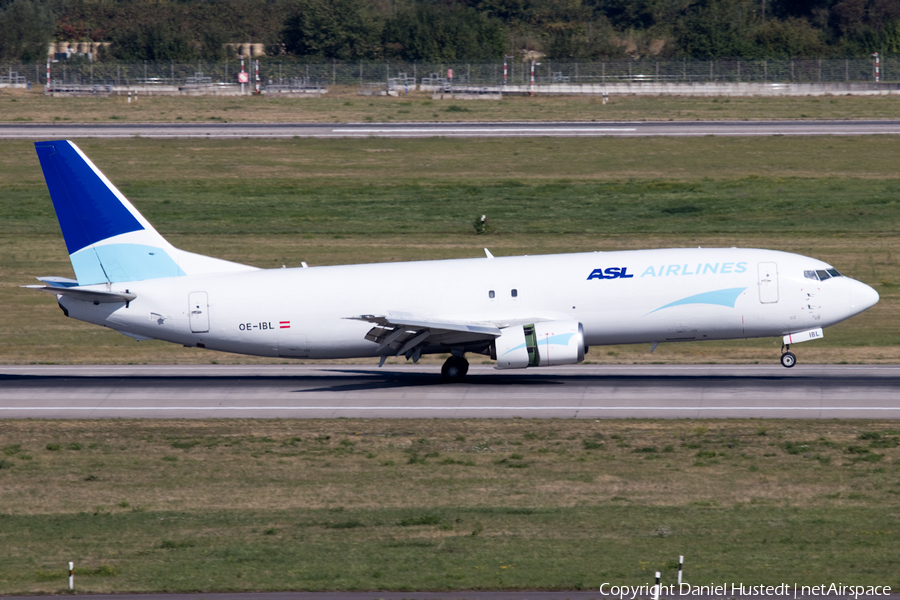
[1,136,898,365]
[1,130,899,593]
[4,85,900,123]
[0,419,898,593]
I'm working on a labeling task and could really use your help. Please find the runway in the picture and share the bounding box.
[2,364,899,419]
[2,120,900,139]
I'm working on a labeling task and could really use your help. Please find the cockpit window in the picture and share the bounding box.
[805,269,843,281]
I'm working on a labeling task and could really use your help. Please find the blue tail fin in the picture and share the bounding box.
[35,140,253,285]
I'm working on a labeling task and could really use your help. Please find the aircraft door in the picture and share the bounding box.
[758,262,779,304]
[189,291,209,333]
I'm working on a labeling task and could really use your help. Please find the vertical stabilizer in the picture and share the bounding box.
[35,140,255,285]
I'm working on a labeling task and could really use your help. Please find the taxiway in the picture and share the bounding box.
[3,120,900,139]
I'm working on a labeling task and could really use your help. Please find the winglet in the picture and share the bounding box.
[484,248,494,259]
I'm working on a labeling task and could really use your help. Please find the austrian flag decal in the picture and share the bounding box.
[279,321,291,329]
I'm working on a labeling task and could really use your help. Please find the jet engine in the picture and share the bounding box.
[494,320,585,369]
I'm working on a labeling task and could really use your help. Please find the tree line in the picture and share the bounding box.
[2,0,899,63]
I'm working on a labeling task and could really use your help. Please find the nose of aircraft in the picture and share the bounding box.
[849,279,880,313]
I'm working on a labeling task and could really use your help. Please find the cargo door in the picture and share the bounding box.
[189,291,209,333]
[758,262,779,304]
[278,323,309,358]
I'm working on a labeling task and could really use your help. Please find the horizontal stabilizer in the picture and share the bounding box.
[35,276,79,288]
[24,283,136,304]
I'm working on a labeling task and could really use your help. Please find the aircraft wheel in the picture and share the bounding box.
[780,352,797,368]
[441,355,469,382]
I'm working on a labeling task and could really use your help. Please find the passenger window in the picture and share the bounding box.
[816,270,831,280]
[826,269,842,278]
[803,270,818,281]
[511,289,518,298]
[488,290,495,299]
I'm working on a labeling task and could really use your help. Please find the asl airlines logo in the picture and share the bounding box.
[587,267,634,280]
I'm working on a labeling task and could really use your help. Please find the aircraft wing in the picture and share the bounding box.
[347,313,501,363]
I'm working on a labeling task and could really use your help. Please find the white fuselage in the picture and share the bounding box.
[60,247,877,360]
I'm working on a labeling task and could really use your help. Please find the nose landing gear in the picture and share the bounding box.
[780,344,796,368]
[441,354,469,382]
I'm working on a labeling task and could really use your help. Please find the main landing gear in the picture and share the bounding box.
[780,344,797,368]
[441,354,469,383]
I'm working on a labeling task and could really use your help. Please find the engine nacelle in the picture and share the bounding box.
[494,320,585,369]
[494,324,530,369]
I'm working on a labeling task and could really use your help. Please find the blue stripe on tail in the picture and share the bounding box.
[35,141,144,255]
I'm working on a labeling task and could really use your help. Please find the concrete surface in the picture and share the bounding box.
[3,120,900,139]
[2,364,899,419]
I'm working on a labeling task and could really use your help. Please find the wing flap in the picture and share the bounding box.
[347,313,501,361]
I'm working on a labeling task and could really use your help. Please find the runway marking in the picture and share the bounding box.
[331,127,637,133]
[2,406,898,411]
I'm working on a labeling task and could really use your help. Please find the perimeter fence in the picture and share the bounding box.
[3,57,895,88]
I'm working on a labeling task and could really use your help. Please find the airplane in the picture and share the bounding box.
[27,140,880,381]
